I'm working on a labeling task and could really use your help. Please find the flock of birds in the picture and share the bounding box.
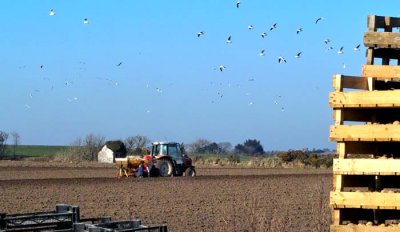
[21,2,363,115]
[193,1,364,112]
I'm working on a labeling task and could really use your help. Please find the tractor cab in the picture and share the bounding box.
[151,142,195,177]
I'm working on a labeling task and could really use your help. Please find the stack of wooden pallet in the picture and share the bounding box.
[330,15,400,232]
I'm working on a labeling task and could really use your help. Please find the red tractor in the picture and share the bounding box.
[115,141,196,177]
[151,142,196,177]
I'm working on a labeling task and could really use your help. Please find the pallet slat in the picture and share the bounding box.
[362,65,400,80]
[331,191,400,209]
[330,125,400,142]
[333,159,400,175]
[332,74,369,92]
[331,225,400,232]
[329,91,400,108]
[364,32,400,48]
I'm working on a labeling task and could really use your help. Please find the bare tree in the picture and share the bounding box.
[125,135,150,151]
[55,133,105,161]
[188,138,211,153]
[0,131,9,159]
[218,142,232,154]
[10,132,20,160]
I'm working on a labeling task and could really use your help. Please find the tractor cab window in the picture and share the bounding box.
[161,145,168,155]
[168,145,181,159]
[153,145,161,156]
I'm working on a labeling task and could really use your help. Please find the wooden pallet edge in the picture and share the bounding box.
[331,224,400,232]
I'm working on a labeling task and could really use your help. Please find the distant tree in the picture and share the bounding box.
[55,133,106,161]
[105,140,127,158]
[188,138,211,153]
[234,139,264,156]
[10,132,20,160]
[218,142,232,154]
[0,131,9,159]
[198,142,220,154]
[125,135,150,153]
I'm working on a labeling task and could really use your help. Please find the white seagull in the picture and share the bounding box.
[83,18,89,24]
[259,49,265,56]
[49,9,55,16]
[226,36,232,43]
[337,47,344,54]
[295,52,302,58]
[315,17,324,24]
[278,56,286,63]
[324,39,331,45]
[261,32,267,38]
[353,44,361,51]
[296,28,303,34]
[248,25,254,30]
[236,0,240,8]
[219,65,226,72]
[270,23,277,31]
[197,31,204,37]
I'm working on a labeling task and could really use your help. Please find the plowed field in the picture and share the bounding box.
[0,161,332,231]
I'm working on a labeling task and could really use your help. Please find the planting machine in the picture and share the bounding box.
[115,142,196,177]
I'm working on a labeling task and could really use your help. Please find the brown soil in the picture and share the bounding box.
[0,161,332,232]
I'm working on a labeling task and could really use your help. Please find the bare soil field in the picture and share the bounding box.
[0,161,332,231]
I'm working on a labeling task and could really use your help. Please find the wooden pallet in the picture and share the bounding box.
[330,15,400,230]
[365,15,400,65]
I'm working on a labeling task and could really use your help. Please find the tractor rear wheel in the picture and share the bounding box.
[157,159,173,177]
[185,167,196,177]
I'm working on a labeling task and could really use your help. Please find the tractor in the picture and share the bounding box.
[151,141,196,177]
[115,141,196,177]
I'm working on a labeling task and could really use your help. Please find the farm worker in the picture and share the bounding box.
[137,160,150,178]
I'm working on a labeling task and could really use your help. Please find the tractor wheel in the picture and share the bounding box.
[157,159,173,177]
[185,167,196,177]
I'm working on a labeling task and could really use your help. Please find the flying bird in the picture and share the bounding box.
[248,78,255,81]
[337,46,344,54]
[49,9,55,16]
[219,65,226,72]
[116,62,123,66]
[278,56,286,63]
[315,17,324,24]
[248,25,254,30]
[353,44,361,51]
[270,23,277,31]
[197,31,204,37]
[226,36,232,43]
[296,28,303,34]
[259,49,265,56]
[40,65,44,69]
[236,0,240,8]
[261,32,267,38]
[295,52,302,58]
[324,39,331,45]
[83,18,89,24]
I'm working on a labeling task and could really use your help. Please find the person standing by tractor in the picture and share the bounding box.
[137,155,152,177]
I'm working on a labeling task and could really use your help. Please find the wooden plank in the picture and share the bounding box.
[366,48,374,65]
[333,159,400,175]
[364,32,400,48]
[362,65,400,80]
[330,191,400,209]
[331,224,400,232]
[329,91,400,108]
[332,74,369,91]
[330,125,400,142]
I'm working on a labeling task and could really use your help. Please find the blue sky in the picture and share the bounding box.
[0,1,398,150]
